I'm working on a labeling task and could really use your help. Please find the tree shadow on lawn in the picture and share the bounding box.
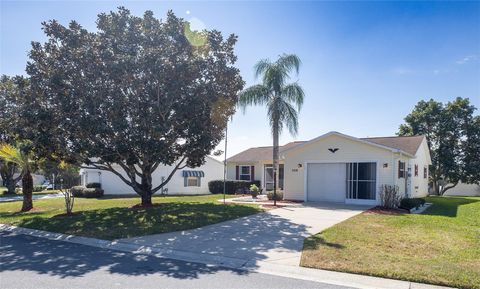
[0,231,248,280]
[14,203,262,240]
[422,196,479,218]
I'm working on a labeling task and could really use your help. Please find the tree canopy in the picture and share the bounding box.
[399,97,480,195]
[23,7,244,204]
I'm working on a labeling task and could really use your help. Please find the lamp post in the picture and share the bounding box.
[223,120,228,205]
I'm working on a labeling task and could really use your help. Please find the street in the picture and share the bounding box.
[0,231,354,289]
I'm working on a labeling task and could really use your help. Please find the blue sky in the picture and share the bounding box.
[1,1,479,159]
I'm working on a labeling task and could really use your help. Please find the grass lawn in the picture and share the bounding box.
[0,194,262,240]
[1,188,62,196]
[301,196,480,289]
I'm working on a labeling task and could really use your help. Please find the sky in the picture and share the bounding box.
[1,0,479,160]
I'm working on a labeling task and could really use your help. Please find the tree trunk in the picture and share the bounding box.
[431,179,440,196]
[21,171,33,212]
[440,182,458,195]
[141,193,152,206]
[272,116,279,206]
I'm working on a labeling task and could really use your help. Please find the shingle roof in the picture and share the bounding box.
[227,135,425,163]
[360,135,425,156]
[227,141,306,162]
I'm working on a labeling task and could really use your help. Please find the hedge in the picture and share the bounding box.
[400,197,426,210]
[86,182,102,188]
[70,186,104,198]
[267,191,284,201]
[208,180,261,194]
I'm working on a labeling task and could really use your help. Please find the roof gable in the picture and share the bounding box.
[227,141,306,163]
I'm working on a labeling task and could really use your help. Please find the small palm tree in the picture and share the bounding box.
[238,54,304,206]
[0,144,34,211]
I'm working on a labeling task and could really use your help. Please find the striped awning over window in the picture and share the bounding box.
[182,170,205,178]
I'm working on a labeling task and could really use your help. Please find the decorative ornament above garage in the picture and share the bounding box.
[328,148,339,153]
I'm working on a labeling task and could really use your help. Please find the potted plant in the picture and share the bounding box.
[249,184,260,199]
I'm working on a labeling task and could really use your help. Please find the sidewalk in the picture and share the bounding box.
[0,193,63,203]
[0,224,453,289]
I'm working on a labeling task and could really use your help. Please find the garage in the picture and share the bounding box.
[306,163,346,202]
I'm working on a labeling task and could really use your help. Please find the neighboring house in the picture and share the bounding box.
[227,131,431,205]
[444,182,480,197]
[1,173,46,187]
[79,156,223,195]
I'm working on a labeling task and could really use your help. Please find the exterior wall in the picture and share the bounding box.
[444,182,480,196]
[407,138,430,198]
[226,160,285,190]
[80,156,223,195]
[283,134,397,204]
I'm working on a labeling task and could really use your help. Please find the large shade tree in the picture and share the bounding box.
[238,54,304,205]
[23,8,243,205]
[399,97,480,195]
[0,76,28,195]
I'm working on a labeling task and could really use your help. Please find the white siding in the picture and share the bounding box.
[80,156,223,195]
[283,134,397,204]
[408,138,430,198]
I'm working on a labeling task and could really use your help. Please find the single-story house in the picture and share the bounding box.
[79,156,223,195]
[227,131,431,205]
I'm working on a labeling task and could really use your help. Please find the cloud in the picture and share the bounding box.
[456,55,478,65]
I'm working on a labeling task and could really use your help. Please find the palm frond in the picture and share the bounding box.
[237,84,270,113]
[279,101,299,136]
[281,82,304,111]
[253,58,272,80]
[276,54,301,76]
[0,143,31,171]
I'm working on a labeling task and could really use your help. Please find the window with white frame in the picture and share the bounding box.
[239,165,251,181]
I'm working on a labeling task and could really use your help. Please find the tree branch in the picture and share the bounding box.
[152,156,186,194]
[440,182,458,195]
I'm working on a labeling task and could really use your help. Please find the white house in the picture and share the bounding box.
[79,156,223,195]
[227,131,431,205]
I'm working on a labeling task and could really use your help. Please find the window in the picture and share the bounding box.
[185,177,200,187]
[398,161,406,178]
[414,164,418,177]
[240,165,251,181]
[346,162,376,200]
[424,166,428,179]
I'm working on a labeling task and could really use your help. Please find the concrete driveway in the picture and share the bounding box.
[122,203,371,268]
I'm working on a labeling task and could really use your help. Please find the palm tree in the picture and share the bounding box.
[238,54,304,206]
[0,144,34,211]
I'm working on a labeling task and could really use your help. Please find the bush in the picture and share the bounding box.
[400,198,426,210]
[267,191,284,201]
[379,185,401,208]
[70,186,103,198]
[82,188,104,198]
[33,185,44,192]
[70,186,86,197]
[86,182,102,188]
[1,190,8,195]
[208,180,261,194]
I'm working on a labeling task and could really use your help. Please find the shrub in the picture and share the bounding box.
[208,180,261,194]
[82,188,104,198]
[86,182,102,188]
[70,186,103,198]
[379,185,401,208]
[400,198,426,210]
[1,190,8,195]
[33,185,44,192]
[70,186,86,197]
[267,191,284,201]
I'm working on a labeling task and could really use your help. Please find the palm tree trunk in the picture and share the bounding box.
[21,170,33,212]
[272,118,279,206]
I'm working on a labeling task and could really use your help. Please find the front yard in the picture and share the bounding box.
[0,194,262,240]
[301,196,480,289]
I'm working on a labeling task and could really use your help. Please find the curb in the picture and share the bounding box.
[0,224,455,289]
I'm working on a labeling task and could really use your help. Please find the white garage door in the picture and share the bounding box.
[307,163,346,202]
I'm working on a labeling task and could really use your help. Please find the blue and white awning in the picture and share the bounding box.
[182,170,205,178]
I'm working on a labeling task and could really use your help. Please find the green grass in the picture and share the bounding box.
[301,196,480,289]
[0,194,262,240]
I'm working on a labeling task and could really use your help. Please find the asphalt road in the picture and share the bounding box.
[0,231,355,289]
